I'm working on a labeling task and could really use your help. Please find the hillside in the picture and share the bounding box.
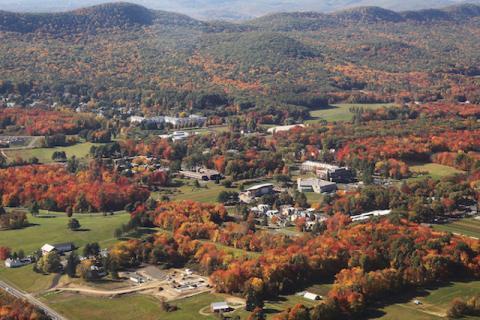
[0,2,479,118]
[0,2,206,34]
[250,3,480,30]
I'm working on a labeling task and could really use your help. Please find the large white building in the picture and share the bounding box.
[297,178,337,194]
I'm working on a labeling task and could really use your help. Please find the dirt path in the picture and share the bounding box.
[52,280,165,297]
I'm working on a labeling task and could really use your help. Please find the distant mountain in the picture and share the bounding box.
[1,0,480,20]
[249,3,480,31]
[0,2,206,34]
[2,2,480,36]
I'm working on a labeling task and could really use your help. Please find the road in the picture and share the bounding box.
[0,280,67,320]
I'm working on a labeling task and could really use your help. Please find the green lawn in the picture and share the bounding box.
[4,142,102,163]
[307,103,395,123]
[40,291,245,320]
[434,218,480,239]
[371,280,480,320]
[0,212,130,291]
[410,163,464,180]
[152,179,240,204]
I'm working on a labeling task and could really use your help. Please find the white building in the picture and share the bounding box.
[304,292,322,301]
[129,116,146,124]
[41,243,75,256]
[351,210,392,222]
[211,302,231,313]
[297,178,337,194]
[300,161,339,173]
[4,258,30,268]
[267,124,305,134]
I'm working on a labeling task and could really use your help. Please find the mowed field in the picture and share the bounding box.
[434,218,480,239]
[371,281,480,320]
[3,142,101,163]
[307,103,396,123]
[0,212,129,291]
[410,163,464,180]
[40,292,245,320]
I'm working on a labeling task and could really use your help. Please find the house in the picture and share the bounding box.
[41,243,75,255]
[304,292,322,301]
[210,302,231,313]
[4,258,31,268]
[297,178,337,194]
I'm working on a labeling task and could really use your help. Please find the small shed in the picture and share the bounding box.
[304,292,322,301]
[210,302,231,313]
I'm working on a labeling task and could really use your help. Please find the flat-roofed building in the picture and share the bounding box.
[297,178,337,194]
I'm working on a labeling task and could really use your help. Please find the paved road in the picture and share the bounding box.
[0,280,67,320]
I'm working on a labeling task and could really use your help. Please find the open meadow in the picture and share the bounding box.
[0,212,129,291]
[3,142,101,163]
[307,103,395,123]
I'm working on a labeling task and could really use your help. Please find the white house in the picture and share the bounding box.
[4,258,30,268]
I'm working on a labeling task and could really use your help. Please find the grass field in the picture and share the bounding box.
[4,142,101,163]
[307,103,395,123]
[0,212,130,253]
[40,291,245,320]
[0,212,129,291]
[434,218,480,239]
[371,280,480,320]
[39,280,480,320]
[410,163,464,180]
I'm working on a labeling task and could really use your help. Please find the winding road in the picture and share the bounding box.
[0,280,67,320]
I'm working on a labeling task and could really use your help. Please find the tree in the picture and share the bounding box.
[67,156,79,173]
[114,228,123,239]
[245,278,265,312]
[30,201,40,217]
[65,253,80,277]
[247,307,265,320]
[36,252,61,273]
[294,191,308,208]
[83,242,101,257]
[68,218,81,231]
[0,246,11,260]
[51,151,67,162]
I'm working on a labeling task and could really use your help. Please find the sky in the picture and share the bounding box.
[0,0,477,20]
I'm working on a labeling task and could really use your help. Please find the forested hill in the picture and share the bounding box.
[250,4,480,30]
[0,2,480,117]
[1,2,480,35]
[0,2,206,34]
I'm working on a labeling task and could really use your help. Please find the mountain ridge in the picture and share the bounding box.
[0,2,480,35]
